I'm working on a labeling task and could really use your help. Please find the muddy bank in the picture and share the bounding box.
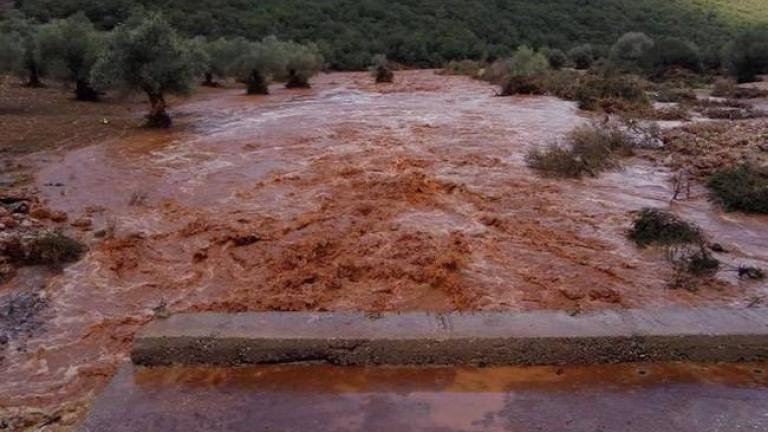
[1,70,767,429]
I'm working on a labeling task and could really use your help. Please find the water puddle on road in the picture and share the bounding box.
[2,70,767,426]
[83,362,768,431]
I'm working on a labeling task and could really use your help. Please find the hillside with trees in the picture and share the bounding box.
[9,0,768,69]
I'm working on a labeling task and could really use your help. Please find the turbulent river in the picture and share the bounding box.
[1,70,767,426]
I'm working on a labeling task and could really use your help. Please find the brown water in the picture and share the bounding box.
[2,70,767,426]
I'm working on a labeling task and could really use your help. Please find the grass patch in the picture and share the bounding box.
[707,164,768,213]
[628,208,704,247]
[526,123,633,178]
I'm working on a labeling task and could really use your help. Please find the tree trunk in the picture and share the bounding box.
[146,93,172,128]
[25,64,43,88]
[75,80,100,102]
[246,70,269,95]
[285,69,310,89]
[202,72,218,87]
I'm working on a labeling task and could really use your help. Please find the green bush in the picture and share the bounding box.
[707,164,768,213]
[628,208,704,247]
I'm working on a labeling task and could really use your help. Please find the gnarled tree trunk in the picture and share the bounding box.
[146,92,171,128]
[75,80,101,102]
[25,64,43,88]
[285,69,310,89]
[246,70,269,95]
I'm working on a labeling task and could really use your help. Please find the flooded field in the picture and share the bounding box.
[1,70,767,427]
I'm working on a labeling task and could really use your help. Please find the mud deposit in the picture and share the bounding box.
[1,70,767,428]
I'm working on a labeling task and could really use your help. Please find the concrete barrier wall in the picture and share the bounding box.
[131,308,768,367]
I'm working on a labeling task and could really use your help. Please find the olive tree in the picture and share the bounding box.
[0,11,45,87]
[282,41,323,88]
[231,37,287,95]
[200,37,246,87]
[37,13,104,101]
[0,31,24,75]
[610,32,654,69]
[90,13,204,127]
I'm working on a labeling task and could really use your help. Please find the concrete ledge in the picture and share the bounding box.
[131,308,768,367]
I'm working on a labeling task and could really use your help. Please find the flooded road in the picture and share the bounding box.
[83,362,768,432]
[1,70,767,427]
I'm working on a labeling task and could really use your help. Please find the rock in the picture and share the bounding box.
[29,207,52,220]
[49,211,68,223]
[71,218,92,229]
[93,229,107,239]
[8,202,29,214]
[0,217,16,229]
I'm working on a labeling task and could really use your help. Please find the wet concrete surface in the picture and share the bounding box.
[82,362,768,432]
[132,309,768,367]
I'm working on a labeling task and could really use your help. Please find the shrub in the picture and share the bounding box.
[568,44,594,70]
[442,59,483,77]
[526,123,632,177]
[494,46,550,95]
[574,74,649,112]
[628,208,704,247]
[707,164,768,213]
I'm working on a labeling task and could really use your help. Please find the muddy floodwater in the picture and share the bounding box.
[1,70,767,424]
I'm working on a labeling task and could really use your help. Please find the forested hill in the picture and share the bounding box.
[11,0,768,69]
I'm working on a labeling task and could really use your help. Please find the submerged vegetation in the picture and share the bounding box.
[526,123,633,178]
